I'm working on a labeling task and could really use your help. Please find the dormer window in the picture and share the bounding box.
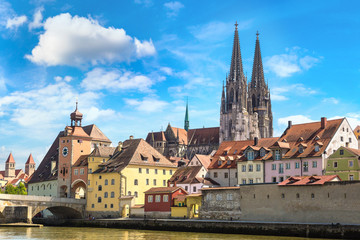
[247,151,254,160]
[227,160,231,165]
[260,149,265,157]
[141,154,148,161]
[299,146,304,153]
[218,160,222,166]
[314,145,320,152]
[298,137,304,142]
[234,150,237,154]
[275,150,281,160]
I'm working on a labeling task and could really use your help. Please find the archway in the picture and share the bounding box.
[71,179,87,199]
[189,204,199,219]
[32,206,82,220]
[122,204,129,218]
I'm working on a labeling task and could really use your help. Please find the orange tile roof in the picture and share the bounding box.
[83,124,112,143]
[6,153,15,163]
[145,131,167,142]
[193,154,212,169]
[187,127,219,145]
[69,126,91,138]
[354,126,360,134]
[209,138,278,169]
[271,118,343,159]
[278,175,341,186]
[25,154,35,164]
[144,186,187,194]
[171,127,188,145]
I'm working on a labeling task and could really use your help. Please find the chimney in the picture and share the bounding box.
[117,141,123,152]
[129,135,134,140]
[254,137,258,146]
[321,117,327,129]
[288,121,292,129]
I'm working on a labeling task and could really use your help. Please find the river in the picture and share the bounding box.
[0,227,334,240]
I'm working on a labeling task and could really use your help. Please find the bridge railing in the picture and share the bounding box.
[0,194,86,205]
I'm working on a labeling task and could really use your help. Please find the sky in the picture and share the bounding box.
[1,0,360,169]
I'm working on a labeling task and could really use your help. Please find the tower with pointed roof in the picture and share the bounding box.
[184,99,189,131]
[25,154,36,176]
[5,153,15,178]
[247,32,273,138]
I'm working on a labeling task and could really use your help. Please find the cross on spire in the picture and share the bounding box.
[235,21,238,29]
[256,31,259,40]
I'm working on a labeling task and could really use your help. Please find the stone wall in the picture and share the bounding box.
[200,181,360,224]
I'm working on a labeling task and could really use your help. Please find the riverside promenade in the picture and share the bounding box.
[33,218,360,239]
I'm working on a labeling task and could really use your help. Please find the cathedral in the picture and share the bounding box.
[220,23,273,143]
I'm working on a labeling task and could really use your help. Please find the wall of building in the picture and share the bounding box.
[237,161,264,184]
[326,147,360,180]
[171,206,187,218]
[200,181,360,224]
[208,168,237,187]
[28,180,58,197]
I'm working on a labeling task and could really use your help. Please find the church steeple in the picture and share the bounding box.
[70,100,83,127]
[250,31,266,89]
[229,21,244,83]
[184,98,189,131]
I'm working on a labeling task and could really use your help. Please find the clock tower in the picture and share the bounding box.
[57,102,92,198]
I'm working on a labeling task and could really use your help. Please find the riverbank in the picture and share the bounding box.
[33,218,360,239]
[0,223,43,227]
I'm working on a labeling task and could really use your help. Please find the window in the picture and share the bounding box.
[193,186,196,192]
[299,146,304,153]
[248,165,253,172]
[260,149,265,157]
[341,136,344,142]
[146,168,149,174]
[334,162,338,168]
[98,197,102,203]
[80,168,84,175]
[349,138,352,143]
[128,191,131,196]
[214,172,218,178]
[249,179,254,184]
[89,169,92,173]
[206,193,213,201]
[148,195,153,203]
[98,185,102,191]
[153,179,157,186]
[286,163,291,169]
[242,179,246,184]
[281,193,285,199]
[139,168,142,173]
[163,195,169,202]
[111,192,115,198]
[163,180,166,186]
[105,179,108,185]
[349,160,354,167]
[110,204,113,208]
[134,191,138,198]
[295,162,300,169]
[340,150,344,155]
[185,186,188,191]
[275,150,281,160]
[272,164,276,170]
[163,169,166,175]
[224,172,229,178]
[235,172,238,178]
[227,160,231,165]
[155,169,158,174]
[296,193,300,199]
[134,179,138,185]
[242,165,246,172]
[349,175,354,181]
[311,193,315,199]
[279,176,284,182]
[303,162,309,172]
[92,204,94,208]
[99,175,102,179]
[256,164,261,172]
[272,177,277,183]
[218,160,222,166]
[104,192,108,198]
[247,151,254,160]
[74,169,78,175]
[312,161,317,168]
[155,195,161,202]
[227,193,233,201]
[216,194,222,201]
[146,179,149,185]
[314,145,320,152]
[111,179,115,185]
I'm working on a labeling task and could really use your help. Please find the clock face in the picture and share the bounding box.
[62,147,69,157]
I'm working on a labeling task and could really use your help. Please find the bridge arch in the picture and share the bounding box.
[32,206,83,219]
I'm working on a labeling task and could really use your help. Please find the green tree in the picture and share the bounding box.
[16,182,27,195]
[5,184,16,194]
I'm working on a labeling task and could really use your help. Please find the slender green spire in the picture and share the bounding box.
[184,98,189,131]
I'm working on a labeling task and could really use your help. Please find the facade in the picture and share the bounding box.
[326,146,360,180]
[220,25,273,143]
[146,124,219,159]
[0,153,35,187]
[86,138,178,218]
[265,117,357,183]
[28,103,112,198]
[144,186,187,218]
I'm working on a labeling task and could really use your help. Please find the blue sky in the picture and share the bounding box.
[1,0,360,168]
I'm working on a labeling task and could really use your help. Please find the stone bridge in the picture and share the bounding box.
[0,194,86,223]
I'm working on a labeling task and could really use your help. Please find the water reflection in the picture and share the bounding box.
[0,227,333,240]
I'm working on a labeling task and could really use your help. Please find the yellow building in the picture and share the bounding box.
[171,193,202,219]
[86,138,177,218]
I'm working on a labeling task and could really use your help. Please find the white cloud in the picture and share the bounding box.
[322,97,339,105]
[134,0,153,7]
[124,97,168,113]
[164,1,184,17]
[26,13,156,66]
[6,15,27,29]
[54,75,72,82]
[265,47,320,77]
[81,68,154,92]
[271,84,317,101]
[278,115,315,127]
[160,67,173,75]
[29,7,44,30]
[84,107,117,122]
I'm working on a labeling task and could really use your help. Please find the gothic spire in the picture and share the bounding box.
[184,98,189,131]
[229,21,244,82]
[250,31,265,89]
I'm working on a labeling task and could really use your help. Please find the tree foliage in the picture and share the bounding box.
[4,182,27,195]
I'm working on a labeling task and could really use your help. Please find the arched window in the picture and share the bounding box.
[134,179,138,185]
[98,185,102,191]
[105,179,108,185]
[134,191,138,198]
[98,197,102,203]
[104,192,108,198]
[128,191,131,196]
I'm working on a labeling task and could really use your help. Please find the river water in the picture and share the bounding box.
[0,227,334,240]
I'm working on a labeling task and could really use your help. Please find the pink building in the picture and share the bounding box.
[265,117,357,182]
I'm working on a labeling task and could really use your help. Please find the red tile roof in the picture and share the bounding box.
[82,124,112,143]
[187,127,219,145]
[343,147,360,156]
[6,153,15,163]
[25,154,35,164]
[144,186,187,194]
[73,155,90,167]
[278,175,341,186]
[193,154,211,169]
[172,127,188,145]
